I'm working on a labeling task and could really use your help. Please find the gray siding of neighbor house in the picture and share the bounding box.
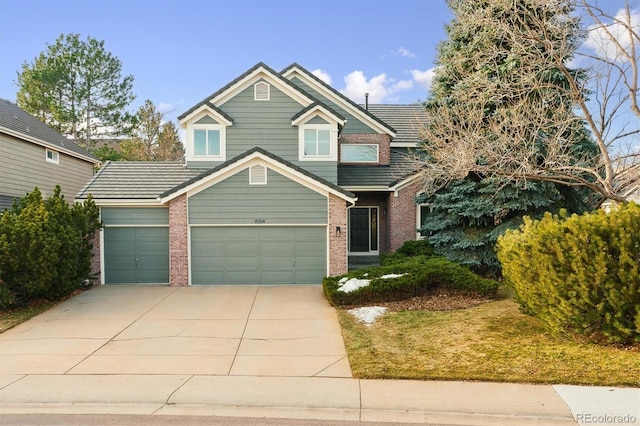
[188,168,328,225]
[187,83,337,183]
[0,133,95,205]
[288,77,377,135]
[101,207,170,225]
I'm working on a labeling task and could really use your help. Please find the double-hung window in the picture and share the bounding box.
[46,148,59,164]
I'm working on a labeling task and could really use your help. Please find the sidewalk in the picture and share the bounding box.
[0,285,637,424]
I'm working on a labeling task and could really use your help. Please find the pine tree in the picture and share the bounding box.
[419,0,597,276]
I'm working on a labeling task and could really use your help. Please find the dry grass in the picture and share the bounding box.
[338,298,640,386]
[0,299,58,333]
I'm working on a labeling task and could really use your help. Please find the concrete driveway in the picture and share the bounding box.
[0,285,352,377]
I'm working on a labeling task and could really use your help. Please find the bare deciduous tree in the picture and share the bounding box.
[420,0,640,203]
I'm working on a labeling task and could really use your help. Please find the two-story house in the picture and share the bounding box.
[76,63,426,285]
[0,99,99,210]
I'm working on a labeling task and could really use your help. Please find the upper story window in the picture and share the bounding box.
[188,123,226,161]
[299,124,337,161]
[341,144,378,163]
[194,128,220,156]
[46,148,59,164]
[254,81,270,101]
[304,129,330,156]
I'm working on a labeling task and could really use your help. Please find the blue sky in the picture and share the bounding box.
[0,0,453,124]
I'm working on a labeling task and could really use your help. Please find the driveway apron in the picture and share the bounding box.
[0,285,352,378]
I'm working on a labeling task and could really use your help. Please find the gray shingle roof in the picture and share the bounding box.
[76,161,202,200]
[338,148,421,188]
[365,104,428,146]
[0,98,98,163]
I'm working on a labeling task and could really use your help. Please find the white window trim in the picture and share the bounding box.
[249,165,267,185]
[46,148,59,164]
[254,81,270,101]
[416,202,432,240]
[340,144,379,163]
[186,123,226,162]
[298,123,338,162]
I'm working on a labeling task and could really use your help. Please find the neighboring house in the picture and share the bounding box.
[0,98,99,210]
[76,63,427,286]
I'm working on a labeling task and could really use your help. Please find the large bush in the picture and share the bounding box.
[497,203,640,344]
[0,186,101,308]
[324,255,498,307]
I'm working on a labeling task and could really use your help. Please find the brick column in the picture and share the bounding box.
[328,194,348,276]
[169,194,189,286]
[90,229,101,285]
[388,181,421,252]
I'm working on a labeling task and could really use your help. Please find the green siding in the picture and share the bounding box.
[104,227,169,284]
[188,168,328,225]
[187,84,338,183]
[289,77,377,134]
[194,115,218,124]
[101,207,169,225]
[191,226,326,284]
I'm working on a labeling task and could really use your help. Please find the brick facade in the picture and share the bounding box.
[90,230,101,285]
[328,194,348,276]
[338,134,391,165]
[388,181,421,252]
[169,194,189,286]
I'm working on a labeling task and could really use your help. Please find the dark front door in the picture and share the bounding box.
[349,208,370,252]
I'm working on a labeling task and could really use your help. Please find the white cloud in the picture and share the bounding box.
[340,70,413,103]
[394,47,418,58]
[410,68,436,91]
[158,102,175,114]
[311,69,332,85]
[584,8,640,62]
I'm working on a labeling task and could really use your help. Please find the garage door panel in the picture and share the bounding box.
[191,226,326,285]
[104,227,169,284]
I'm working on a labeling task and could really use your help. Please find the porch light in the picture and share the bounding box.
[336,226,341,236]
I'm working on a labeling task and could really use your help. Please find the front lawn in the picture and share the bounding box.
[338,297,640,387]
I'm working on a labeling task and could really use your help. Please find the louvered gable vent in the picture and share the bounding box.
[254,81,270,101]
[250,164,267,184]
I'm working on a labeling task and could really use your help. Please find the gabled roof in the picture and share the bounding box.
[291,102,346,127]
[160,146,356,203]
[281,63,397,137]
[366,104,427,146]
[0,98,99,164]
[178,62,317,122]
[75,161,202,202]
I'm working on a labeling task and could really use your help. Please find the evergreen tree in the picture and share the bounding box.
[17,33,135,149]
[420,0,597,275]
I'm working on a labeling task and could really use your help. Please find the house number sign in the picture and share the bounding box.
[255,219,266,224]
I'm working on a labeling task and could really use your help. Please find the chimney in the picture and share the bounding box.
[365,93,369,110]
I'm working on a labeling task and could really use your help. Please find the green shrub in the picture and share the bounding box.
[0,186,101,308]
[497,203,640,344]
[380,239,436,266]
[324,255,498,307]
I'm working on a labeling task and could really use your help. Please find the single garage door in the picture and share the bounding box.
[191,226,326,284]
[104,227,169,284]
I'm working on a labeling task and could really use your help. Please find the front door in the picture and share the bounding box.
[349,207,378,253]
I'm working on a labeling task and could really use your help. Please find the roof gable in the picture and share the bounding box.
[178,63,315,123]
[160,147,356,204]
[0,98,98,164]
[281,64,396,137]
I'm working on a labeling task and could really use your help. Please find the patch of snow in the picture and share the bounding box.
[348,306,388,325]
[380,273,406,279]
[338,278,371,293]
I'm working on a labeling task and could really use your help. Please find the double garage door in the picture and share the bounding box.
[191,226,326,285]
[103,225,326,285]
